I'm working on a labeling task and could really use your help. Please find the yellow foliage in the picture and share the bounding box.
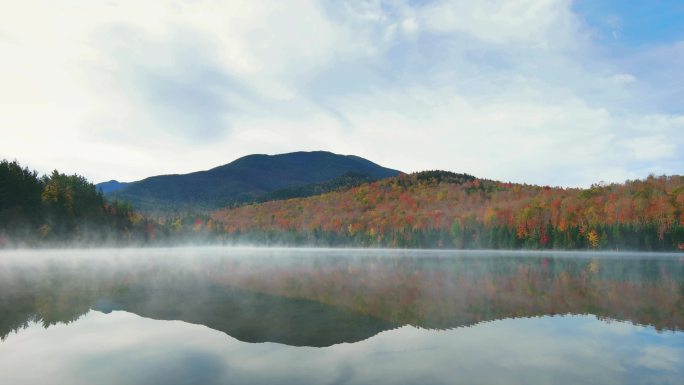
[484,207,497,226]
[587,229,599,248]
[42,181,74,210]
[130,213,143,225]
[171,218,182,232]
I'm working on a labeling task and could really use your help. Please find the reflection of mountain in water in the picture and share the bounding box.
[92,282,395,347]
[1,250,682,346]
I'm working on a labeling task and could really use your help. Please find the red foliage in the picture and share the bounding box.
[212,173,684,247]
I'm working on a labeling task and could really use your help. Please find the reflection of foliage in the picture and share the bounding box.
[588,260,600,274]
[0,267,110,340]
[217,256,683,331]
[1,254,682,344]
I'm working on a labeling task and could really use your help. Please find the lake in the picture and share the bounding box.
[0,247,682,385]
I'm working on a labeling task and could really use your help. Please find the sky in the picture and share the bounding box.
[0,0,682,187]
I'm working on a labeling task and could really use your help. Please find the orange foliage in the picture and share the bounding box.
[212,173,684,248]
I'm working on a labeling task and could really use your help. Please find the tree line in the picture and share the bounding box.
[213,171,684,251]
[0,160,147,246]
[2,160,683,250]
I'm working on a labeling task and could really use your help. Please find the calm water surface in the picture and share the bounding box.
[0,248,683,385]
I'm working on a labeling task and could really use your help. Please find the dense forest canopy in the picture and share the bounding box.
[1,159,683,250]
[0,160,147,246]
[213,171,684,250]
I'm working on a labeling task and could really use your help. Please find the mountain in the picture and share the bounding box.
[252,171,377,203]
[96,180,129,194]
[106,151,401,212]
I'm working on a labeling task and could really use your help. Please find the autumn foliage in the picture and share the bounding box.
[213,171,684,250]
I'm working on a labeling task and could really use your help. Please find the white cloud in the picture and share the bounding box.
[611,73,636,85]
[417,0,581,47]
[0,0,681,186]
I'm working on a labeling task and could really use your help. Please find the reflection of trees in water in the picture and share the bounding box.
[205,256,684,331]
[1,255,682,345]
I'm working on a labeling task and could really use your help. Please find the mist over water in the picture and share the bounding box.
[1,247,683,384]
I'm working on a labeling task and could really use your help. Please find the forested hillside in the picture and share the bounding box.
[106,151,400,212]
[3,159,683,250]
[0,160,150,246]
[251,172,378,204]
[213,171,684,250]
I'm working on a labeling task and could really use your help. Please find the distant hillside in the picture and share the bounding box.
[213,171,684,250]
[251,171,377,204]
[96,180,129,194]
[107,151,401,212]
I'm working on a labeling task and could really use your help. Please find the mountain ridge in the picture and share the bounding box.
[96,180,129,194]
[102,151,401,212]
